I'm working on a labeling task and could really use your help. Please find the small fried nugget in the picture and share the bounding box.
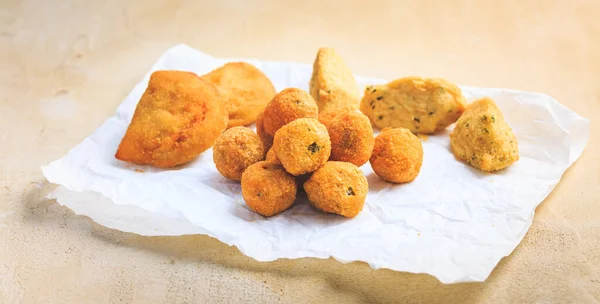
[309,47,361,112]
[115,70,227,168]
[201,62,276,127]
[360,77,466,134]
[255,109,273,150]
[450,97,519,172]
[213,127,266,181]
[265,147,281,165]
[318,110,374,167]
[273,118,331,176]
[262,88,318,137]
[241,161,297,217]
[304,161,368,218]
[370,128,423,183]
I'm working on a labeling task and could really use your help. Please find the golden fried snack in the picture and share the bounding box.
[201,62,276,127]
[318,110,374,167]
[262,88,318,137]
[255,109,273,150]
[213,127,266,181]
[265,147,281,165]
[273,118,331,176]
[309,47,361,112]
[241,161,297,217]
[360,77,466,134]
[115,70,227,168]
[450,97,519,172]
[370,128,423,183]
[304,161,368,218]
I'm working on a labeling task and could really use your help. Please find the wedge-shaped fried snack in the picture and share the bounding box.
[450,97,519,172]
[360,77,466,134]
[115,70,228,168]
[309,47,361,112]
[202,62,276,127]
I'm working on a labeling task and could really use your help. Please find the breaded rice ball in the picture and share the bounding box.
[241,161,297,217]
[318,110,374,167]
[273,118,331,176]
[115,70,228,168]
[213,127,266,181]
[265,147,281,165]
[262,88,318,137]
[255,109,274,150]
[303,161,368,218]
[450,97,519,172]
[370,128,423,183]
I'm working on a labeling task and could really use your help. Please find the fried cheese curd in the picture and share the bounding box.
[201,62,276,127]
[262,88,318,137]
[304,161,368,218]
[370,128,423,183]
[450,97,519,172]
[309,47,361,112]
[241,161,297,217]
[213,127,266,181]
[360,77,466,134]
[115,70,227,168]
[318,110,374,167]
[255,109,274,150]
[273,118,331,176]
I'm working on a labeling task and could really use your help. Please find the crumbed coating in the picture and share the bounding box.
[309,47,361,112]
[213,127,266,181]
[450,97,519,172]
[360,77,466,134]
[262,88,318,137]
[304,161,368,218]
[370,128,423,183]
[241,161,297,217]
[201,62,276,127]
[319,110,374,167]
[273,118,331,176]
[115,70,228,168]
[265,147,281,165]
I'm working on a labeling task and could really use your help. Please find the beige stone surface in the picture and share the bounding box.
[1,0,599,302]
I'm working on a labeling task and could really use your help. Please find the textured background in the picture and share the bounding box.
[1,0,599,303]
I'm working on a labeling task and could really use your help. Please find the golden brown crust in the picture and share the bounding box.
[115,70,228,168]
[303,161,368,218]
[273,118,331,176]
[318,110,374,167]
[255,109,273,151]
[241,161,297,217]
[201,62,276,127]
[265,147,281,165]
[359,77,466,134]
[262,88,318,137]
[213,127,266,181]
[309,47,360,112]
[370,128,423,183]
[450,97,519,172]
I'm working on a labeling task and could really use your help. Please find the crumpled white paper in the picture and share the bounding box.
[41,44,590,284]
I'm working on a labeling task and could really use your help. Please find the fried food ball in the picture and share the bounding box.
[115,70,228,168]
[304,161,368,218]
[241,161,297,217]
[255,109,273,150]
[265,147,281,165]
[201,62,276,128]
[360,77,466,134]
[450,97,519,172]
[273,118,331,176]
[213,127,266,181]
[309,47,361,112]
[262,88,318,137]
[318,110,374,167]
[370,128,423,183]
